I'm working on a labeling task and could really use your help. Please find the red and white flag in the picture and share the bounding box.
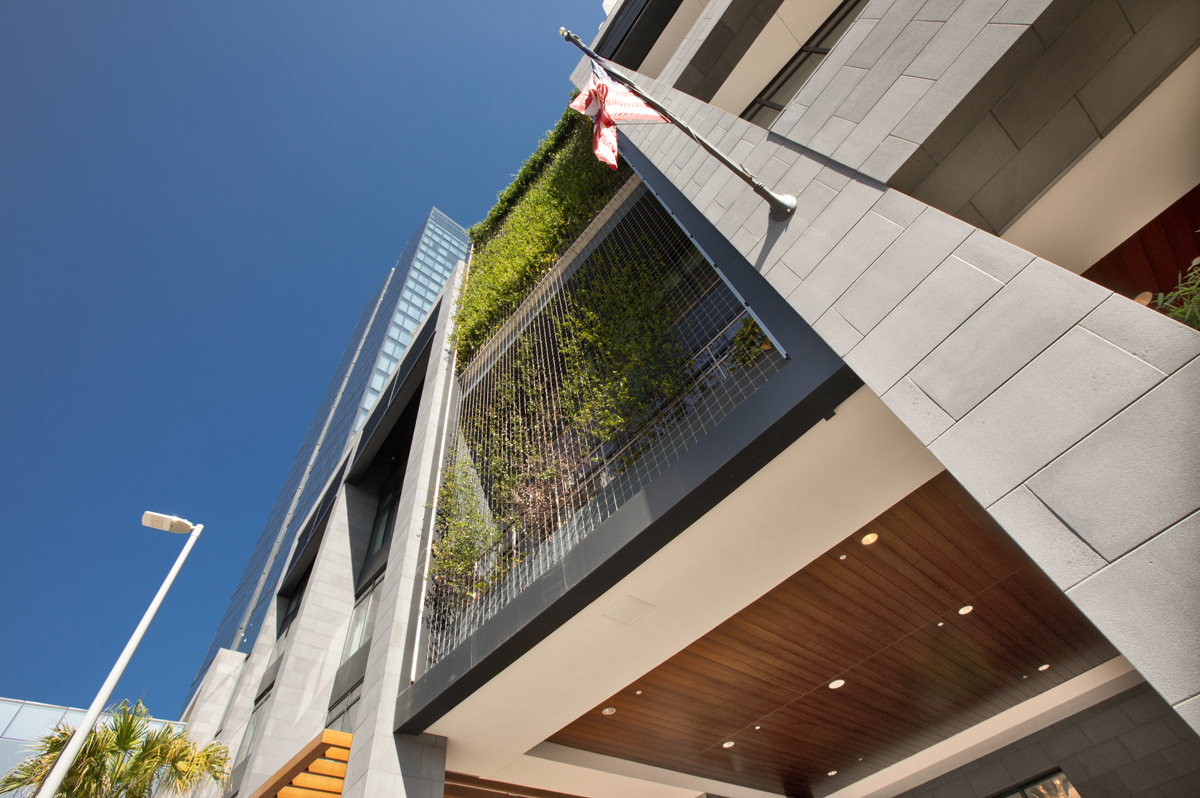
[569,59,666,170]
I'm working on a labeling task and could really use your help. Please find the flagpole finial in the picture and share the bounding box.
[559,27,567,37]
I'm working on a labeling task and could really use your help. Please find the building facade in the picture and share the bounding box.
[179,2,1200,797]
[179,207,468,764]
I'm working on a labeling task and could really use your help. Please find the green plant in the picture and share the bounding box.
[728,317,770,371]
[557,234,691,448]
[1153,258,1200,330]
[428,452,503,599]
[455,107,629,365]
[0,700,229,798]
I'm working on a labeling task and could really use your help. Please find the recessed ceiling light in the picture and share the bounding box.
[754,725,761,730]
[839,554,847,560]
[601,707,616,715]
[1038,664,1050,671]
[1022,675,1028,679]
[861,533,878,545]
[937,621,944,627]
[635,690,642,695]
[828,770,838,776]
[958,605,973,615]
[722,741,735,748]
[829,679,845,689]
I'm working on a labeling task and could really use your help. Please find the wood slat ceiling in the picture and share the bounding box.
[445,772,590,798]
[548,472,1118,797]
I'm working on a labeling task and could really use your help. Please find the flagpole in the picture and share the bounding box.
[560,28,797,222]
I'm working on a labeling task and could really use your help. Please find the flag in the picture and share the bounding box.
[569,59,666,170]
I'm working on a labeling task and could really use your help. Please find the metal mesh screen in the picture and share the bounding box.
[424,184,784,666]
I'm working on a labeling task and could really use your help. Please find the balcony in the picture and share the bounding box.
[396,114,858,732]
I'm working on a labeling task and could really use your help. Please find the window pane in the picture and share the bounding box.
[0,701,21,739]
[3,705,65,741]
[1023,773,1079,798]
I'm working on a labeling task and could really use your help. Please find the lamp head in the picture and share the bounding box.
[142,511,194,535]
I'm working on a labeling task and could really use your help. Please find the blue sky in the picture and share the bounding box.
[0,0,605,719]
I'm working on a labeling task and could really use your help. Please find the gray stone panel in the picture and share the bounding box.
[837,21,941,123]
[1080,295,1200,374]
[846,254,1002,393]
[788,66,869,146]
[834,75,934,168]
[834,207,972,334]
[881,377,955,443]
[775,179,885,279]
[873,188,927,226]
[906,0,1010,79]
[1068,512,1200,709]
[893,24,1040,162]
[789,209,905,320]
[809,115,858,155]
[915,0,961,21]
[911,258,1110,419]
[794,20,879,108]
[930,326,1163,504]
[1176,694,1200,737]
[894,683,1200,797]
[988,486,1106,588]
[1118,0,1170,31]
[951,228,1035,282]
[812,308,864,354]
[913,112,1019,215]
[992,0,1061,26]
[847,0,927,69]
[1028,0,1094,46]
[1028,357,1200,559]
[972,97,1098,232]
[860,134,923,180]
[1076,0,1200,134]
[992,0,1131,147]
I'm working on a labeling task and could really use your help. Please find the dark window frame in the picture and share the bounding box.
[741,0,871,127]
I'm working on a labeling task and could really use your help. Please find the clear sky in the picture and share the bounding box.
[0,0,606,719]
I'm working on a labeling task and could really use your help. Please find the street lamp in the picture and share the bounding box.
[35,513,203,798]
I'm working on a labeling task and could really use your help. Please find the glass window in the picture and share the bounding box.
[3,704,65,741]
[741,0,871,127]
[0,700,21,739]
[326,682,362,733]
[340,575,383,662]
[368,492,397,558]
[235,692,270,766]
[1020,772,1079,798]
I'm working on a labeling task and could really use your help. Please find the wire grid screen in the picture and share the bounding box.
[424,188,784,666]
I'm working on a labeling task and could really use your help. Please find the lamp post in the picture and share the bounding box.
[35,512,203,798]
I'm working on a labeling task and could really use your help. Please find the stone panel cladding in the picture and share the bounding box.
[337,268,462,798]
[580,17,1200,731]
[672,0,785,101]
[237,482,362,795]
[894,683,1200,798]
[883,0,1200,234]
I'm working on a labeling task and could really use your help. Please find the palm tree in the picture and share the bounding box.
[0,700,229,798]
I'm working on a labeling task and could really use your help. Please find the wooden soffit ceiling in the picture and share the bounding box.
[548,472,1118,797]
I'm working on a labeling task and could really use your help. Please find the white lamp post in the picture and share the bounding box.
[35,512,203,798]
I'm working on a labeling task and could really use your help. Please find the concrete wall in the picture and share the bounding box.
[588,0,1200,733]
